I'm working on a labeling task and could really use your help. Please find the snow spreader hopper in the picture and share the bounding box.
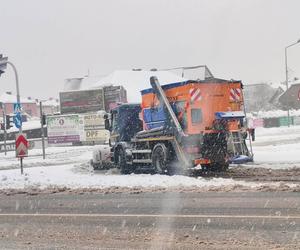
[92,74,253,174]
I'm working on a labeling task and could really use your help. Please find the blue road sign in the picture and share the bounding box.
[13,103,22,114]
[13,113,22,129]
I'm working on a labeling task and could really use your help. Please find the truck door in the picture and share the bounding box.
[110,110,119,146]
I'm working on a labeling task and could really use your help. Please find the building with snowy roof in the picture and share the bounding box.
[243,83,283,112]
[0,92,38,117]
[40,98,60,115]
[278,83,300,110]
[91,70,187,102]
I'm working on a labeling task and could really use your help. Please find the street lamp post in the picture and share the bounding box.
[285,39,300,127]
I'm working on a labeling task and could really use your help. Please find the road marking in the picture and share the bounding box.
[0,213,300,220]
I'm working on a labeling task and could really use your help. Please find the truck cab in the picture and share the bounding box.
[108,104,142,145]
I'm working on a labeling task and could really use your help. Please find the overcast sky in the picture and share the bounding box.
[1,0,300,101]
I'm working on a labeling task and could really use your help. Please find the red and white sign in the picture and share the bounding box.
[189,88,202,102]
[229,88,242,102]
[15,133,29,158]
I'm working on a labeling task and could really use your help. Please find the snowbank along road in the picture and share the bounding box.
[0,126,300,193]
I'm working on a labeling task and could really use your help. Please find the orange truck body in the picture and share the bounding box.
[141,79,244,134]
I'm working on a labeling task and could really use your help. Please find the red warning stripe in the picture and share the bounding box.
[16,135,28,148]
[190,88,202,102]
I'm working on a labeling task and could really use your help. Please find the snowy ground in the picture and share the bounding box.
[0,126,299,192]
[250,125,300,168]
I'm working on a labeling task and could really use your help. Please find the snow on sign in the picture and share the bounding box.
[47,115,81,144]
[15,133,28,158]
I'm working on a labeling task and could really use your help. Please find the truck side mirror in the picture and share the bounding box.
[104,114,111,131]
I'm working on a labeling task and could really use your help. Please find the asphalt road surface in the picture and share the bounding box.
[0,192,299,249]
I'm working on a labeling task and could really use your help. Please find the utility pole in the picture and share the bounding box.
[285,39,300,127]
[2,105,7,155]
[40,101,46,159]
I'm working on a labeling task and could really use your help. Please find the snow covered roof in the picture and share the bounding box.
[0,92,36,104]
[40,98,59,107]
[91,70,186,102]
[64,76,104,91]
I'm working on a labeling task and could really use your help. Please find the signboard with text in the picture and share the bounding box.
[47,115,81,144]
[79,114,109,142]
[47,113,109,144]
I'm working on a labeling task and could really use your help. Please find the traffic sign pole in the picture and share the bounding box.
[20,157,23,175]
[7,61,25,174]
[15,133,28,176]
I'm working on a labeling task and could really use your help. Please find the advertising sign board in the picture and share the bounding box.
[59,89,105,114]
[79,114,109,142]
[47,115,81,144]
[83,129,110,142]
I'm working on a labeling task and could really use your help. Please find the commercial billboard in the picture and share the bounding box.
[79,114,109,142]
[59,89,105,114]
[47,115,81,144]
[47,113,109,144]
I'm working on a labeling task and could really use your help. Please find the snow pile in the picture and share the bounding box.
[0,146,93,171]
[0,125,299,191]
[0,165,297,191]
[0,165,254,190]
[252,125,300,166]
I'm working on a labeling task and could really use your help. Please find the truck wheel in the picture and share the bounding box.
[117,148,131,175]
[220,162,229,171]
[152,143,169,174]
[211,162,229,172]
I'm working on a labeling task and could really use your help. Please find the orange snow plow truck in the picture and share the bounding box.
[93,70,253,174]
[139,76,253,172]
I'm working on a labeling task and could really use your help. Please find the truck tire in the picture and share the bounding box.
[152,143,169,174]
[117,148,132,175]
[220,162,229,171]
[209,162,229,172]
